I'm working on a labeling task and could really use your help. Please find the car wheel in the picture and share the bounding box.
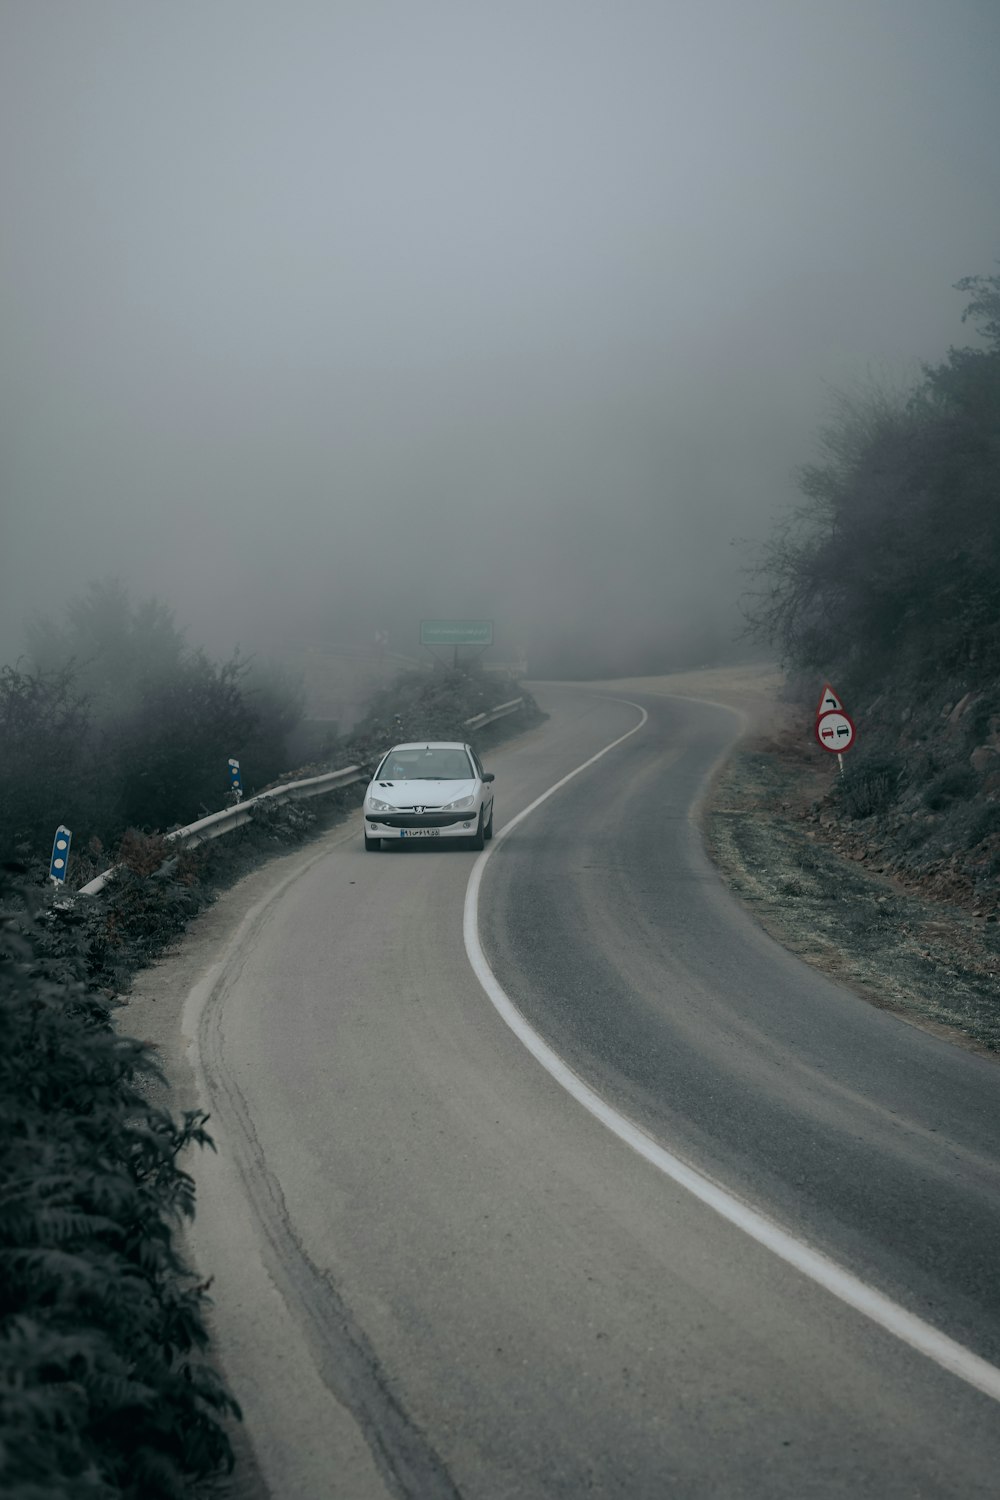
[484,801,494,840]
[470,808,485,851]
[364,832,381,852]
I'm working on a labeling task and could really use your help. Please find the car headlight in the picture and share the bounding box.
[367,796,393,812]
[441,793,476,811]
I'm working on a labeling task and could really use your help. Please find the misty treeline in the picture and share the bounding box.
[743,271,1000,693]
[0,578,304,866]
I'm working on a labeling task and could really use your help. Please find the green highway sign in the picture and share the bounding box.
[420,619,494,647]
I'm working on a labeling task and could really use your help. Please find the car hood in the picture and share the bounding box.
[366,778,477,809]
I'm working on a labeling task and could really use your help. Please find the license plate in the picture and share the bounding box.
[399,828,440,838]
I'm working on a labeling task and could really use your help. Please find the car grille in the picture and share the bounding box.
[375,812,468,828]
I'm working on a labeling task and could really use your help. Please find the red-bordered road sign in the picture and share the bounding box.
[815,710,856,753]
[816,683,844,716]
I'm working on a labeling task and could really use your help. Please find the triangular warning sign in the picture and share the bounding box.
[817,683,844,717]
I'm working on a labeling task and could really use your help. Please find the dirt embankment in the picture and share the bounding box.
[616,665,1000,1057]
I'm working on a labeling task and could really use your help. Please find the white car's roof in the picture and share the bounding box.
[387,740,468,752]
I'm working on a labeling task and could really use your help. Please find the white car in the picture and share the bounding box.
[363,741,495,851]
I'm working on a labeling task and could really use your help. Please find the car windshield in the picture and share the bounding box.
[376,747,474,781]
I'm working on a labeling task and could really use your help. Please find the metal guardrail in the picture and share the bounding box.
[463,697,524,730]
[77,697,525,897]
[77,765,366,897]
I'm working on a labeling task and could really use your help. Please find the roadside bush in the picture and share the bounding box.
[0,866,240,1499]
[90,849,204,994]
[898,816,936,851]
[347,664,542,767]
[834,757,903,819]
[247,796,317,844]
[922,765,979,811]
[965,802,1000,850]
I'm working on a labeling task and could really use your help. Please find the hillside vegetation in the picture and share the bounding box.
[0,579,304,870]
[744,271,1000,908]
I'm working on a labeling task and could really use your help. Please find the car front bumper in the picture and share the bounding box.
[365,810,482,840]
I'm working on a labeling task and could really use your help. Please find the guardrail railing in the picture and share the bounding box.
[463,697,524,730]
[77,697,524,897]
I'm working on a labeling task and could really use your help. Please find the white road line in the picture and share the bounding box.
[463,697,1000,1406]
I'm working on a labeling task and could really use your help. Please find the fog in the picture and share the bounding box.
[2,1,998,677]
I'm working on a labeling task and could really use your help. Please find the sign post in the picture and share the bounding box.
[49,825,72,885]
[815,684,856,774]
[228,758,243,803]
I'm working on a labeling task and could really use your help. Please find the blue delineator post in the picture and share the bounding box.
[49,825,72,884]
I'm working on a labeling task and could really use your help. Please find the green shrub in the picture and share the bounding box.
[0,867,240,1499]
[962,801,1000,850]
[922,764,979,810]
[834,757,903,819]
[346,664,541,767]
[899,817,935,850]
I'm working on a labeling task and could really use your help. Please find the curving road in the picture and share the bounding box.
[185,684,1000,1499]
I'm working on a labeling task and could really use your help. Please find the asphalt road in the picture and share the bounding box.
[186,683,1000,1499]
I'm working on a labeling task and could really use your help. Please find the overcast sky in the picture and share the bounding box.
[2,0,998,675]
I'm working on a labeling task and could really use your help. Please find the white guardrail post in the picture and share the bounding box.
[77,697,524,897]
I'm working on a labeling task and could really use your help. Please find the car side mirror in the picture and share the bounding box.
[482,772,495,782]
